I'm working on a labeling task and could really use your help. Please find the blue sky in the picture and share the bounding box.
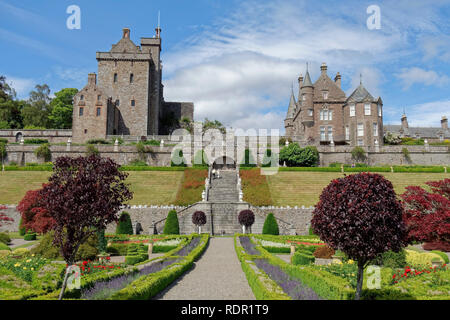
[1,0,449,132]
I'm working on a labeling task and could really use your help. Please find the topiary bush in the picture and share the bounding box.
[24,230,37,241]
[163,210,180,234]
[291,251,315,265]
[192,211,206,232]
[0,232,11,245]
[262,213,279,235]
[313,245,335,259]
[116,211,133,235]
[238,210,255,233]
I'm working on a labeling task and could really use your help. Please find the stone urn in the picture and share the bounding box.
[431,259,443,268]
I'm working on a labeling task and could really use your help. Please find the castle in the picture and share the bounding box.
[284,63,383,147]
[71,27,194,143]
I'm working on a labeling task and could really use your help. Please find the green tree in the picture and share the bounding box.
[203,118,226,134]
[163,210,180,234]
[262,213,279,235]
[48,88,77,129]
[22,84,51,128]
[0,76,23,129]
[279,143,319,167]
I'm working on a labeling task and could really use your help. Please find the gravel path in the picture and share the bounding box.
[154,237,255,300]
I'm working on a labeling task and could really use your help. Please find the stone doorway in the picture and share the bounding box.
[212,156,236,170]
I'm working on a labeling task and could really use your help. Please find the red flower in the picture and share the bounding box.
[392,274,396,279]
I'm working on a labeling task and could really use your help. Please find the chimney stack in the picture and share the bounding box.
[123,28,130,39]
[88,73,97,86]
[320,62,327,75]
[442,116,448,130]
[334,72,341,88]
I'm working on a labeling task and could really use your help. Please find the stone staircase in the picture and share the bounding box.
[207,170,239,202]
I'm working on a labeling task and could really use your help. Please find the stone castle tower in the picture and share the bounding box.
[284,63,383,148]
[72,27,193,143]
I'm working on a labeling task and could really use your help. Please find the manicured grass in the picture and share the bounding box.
[0,171,184,205]
[267,172,449,207]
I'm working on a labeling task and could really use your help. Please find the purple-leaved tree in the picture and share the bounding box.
[192,211,207,233]
[39,155,133,300]
[238,210,255,234]
[311,173,408,300]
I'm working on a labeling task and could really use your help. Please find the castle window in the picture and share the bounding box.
[345,126,350,140]
[97,95,101,101]
[357,123,364,137]
[130,73,134,83]
[323,91,328,100]
[308,109,313,117]
[350,104,355,117]
[96,107,101,116]
[79,107,84,116]
[114,73,118,83]
[320,126,326,141]
[84,129,87,134]
[373,123,378,137]
[329,111,333,121]
[131,100,135,107]
[323,110,328,121]
[364,103,371,116]
[357,139,363,146]
[80,94,84,100]
[116,99,120,106]
[378,104,382,117]
[328,126,333,141]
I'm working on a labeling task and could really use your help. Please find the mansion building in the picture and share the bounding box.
[72,27,193,143]
[284,63,383,147]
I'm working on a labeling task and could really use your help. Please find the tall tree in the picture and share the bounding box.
[48,88,78,129]
[0,76,23,129]
[22,84,51,128]
[311,173,408,300]
[39,155,133,299]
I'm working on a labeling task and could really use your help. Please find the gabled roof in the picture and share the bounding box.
[286,90,297,119]
[346,84,375,103]
[110,37,141,54]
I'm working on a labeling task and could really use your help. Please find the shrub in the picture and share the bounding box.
[34,143,51,162]
[371,249,406,268]
[24,230,37,241]
[430,251,449,264]
[86,139,110,145]
[0,232,11,244]
[193,150,209,167]
[136,142,153,161]
[0,142,6,159]
[313,245,335,259]
[163,210,180,235]
[402,147,411,163]
[0,242,10,251]
[292,251,315,265]
[171,149,186,167]
[116,212,133,235]
[85,144,99,156]
[311,172,408,300]
[405,249,445,267]
[24,138,48,144]
[351,146,367,163]
[0,249,11,258]
[75,235,99,261]
[30,231,60,259]
[279,143,319,167]
[240,149,257,167]
[11,248,30,258]
[262,213,279,235]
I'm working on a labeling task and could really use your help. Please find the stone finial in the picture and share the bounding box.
[321,62,327,74]
[160,140,164,147]
[441,116,448,130]
[20,138,24,145]
[66,138,72,152]
[114,139,119,152]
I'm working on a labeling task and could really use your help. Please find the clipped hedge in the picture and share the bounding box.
[24,231,37,241]
[116,212,133,235]
[262,213,279,235]
[234,235,290,300]
[292,251,315,265]
[163,210,180,235]
[0,242,11,251]
[110,234,209,300]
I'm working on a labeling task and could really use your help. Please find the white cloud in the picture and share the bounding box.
[163,0,444,131]
[4,75,35,99]
[395,67,450,89]
[400,99,450,127]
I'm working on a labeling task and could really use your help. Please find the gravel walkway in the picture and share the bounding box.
[154,237,255,300]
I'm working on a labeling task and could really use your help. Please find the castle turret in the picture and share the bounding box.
[284,90,297,138]
[401,113,409,129]
[301,68,314,125]
[441,116,448,131]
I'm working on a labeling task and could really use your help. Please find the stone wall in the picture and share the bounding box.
[0,203,314,236]
[2,143,449,166]
[0,130,72,144]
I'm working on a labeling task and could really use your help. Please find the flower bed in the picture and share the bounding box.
[391,264,448,284]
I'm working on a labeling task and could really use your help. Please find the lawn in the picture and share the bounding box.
[0,171,184,205]
[267,172,449,207]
